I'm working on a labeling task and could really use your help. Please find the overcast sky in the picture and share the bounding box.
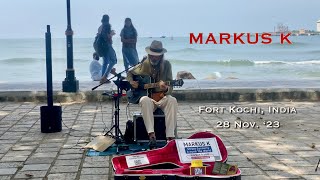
[0,0,319,38]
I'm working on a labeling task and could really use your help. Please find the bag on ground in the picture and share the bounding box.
[124,120,134,144]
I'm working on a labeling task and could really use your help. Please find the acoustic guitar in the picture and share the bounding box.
[127,75,184,104]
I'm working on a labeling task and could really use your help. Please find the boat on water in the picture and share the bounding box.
[160,36,166,38]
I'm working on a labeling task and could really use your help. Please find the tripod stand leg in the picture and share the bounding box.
[104,125,116,137]
[106,74,132,152]
[113,86,125,144]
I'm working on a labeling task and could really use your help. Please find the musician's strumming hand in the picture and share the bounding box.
[130,81,139,88]
[159,80,168,91]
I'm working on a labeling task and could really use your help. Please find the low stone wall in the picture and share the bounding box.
[173,89,320,102]
[0,89,319,102]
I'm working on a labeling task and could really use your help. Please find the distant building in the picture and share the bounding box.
[299,29,306,34]
[272,22,320,36]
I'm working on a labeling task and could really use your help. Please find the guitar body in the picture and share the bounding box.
[127,75,151,104]
[151,92,165,102]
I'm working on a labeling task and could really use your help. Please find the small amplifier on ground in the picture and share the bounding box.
[133,113,166,143]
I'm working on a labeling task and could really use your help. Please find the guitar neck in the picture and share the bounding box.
[144,81,171,89]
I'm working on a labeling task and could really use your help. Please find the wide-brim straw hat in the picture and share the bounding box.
[145,40,167,56]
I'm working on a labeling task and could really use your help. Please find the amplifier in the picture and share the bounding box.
[133,113,166,143]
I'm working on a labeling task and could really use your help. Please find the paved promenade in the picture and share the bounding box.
[0,101,319,179]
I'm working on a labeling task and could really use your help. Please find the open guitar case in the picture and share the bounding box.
[112,132,241,179]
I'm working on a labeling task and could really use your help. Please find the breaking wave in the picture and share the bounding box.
[170,59,320,66]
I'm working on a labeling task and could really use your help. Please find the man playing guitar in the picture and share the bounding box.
[127,40,178,148]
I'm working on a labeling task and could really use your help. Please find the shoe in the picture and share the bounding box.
[166,137,175,143]
[148,137,157,149]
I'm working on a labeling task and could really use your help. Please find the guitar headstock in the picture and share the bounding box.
[172,79,184,88]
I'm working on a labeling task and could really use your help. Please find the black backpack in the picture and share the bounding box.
[93,34,108,57]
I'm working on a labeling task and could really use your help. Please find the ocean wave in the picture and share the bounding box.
[170,59,255,66]
[0,57,89,64]
[268,42,309,47]
[292,60,320,65]
[255,60,320,65]
[170,47,223,54]
[0,58,43,64]
[307,50,320,54]
[170,48,199,53]
[254,61,287,65]
[2,57,320,67]
[170,59,320,66]
[299,71,320,77]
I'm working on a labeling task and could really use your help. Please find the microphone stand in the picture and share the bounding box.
[91,56,146,154]
[91,56,146,91]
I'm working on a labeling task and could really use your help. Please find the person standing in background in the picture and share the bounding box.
[90,52,102,81]
[120,18,139,72]
[98,14,117,83]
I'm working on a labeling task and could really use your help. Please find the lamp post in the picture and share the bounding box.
[62,0,79,92]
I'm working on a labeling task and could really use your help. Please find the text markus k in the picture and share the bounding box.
[190,33,292,45]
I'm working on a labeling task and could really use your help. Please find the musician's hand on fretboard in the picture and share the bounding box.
[159,80,168,91]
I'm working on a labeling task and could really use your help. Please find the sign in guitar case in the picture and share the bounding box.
[112,132,241,179]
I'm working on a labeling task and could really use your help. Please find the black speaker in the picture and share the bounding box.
[40,106,62,133]
[133,113,166,142]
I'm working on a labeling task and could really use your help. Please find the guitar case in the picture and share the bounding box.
[112,132,241,179]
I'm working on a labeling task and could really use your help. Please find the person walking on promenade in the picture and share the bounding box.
[120,18,139,72]
[97,14,117,83]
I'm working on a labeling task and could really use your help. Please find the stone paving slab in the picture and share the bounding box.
[0,101,319,179]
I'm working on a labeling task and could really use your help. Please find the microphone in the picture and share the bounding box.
[133,56,147,70]
[141,56,147,63]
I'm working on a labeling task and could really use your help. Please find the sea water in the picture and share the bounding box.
[0,36,319,83]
